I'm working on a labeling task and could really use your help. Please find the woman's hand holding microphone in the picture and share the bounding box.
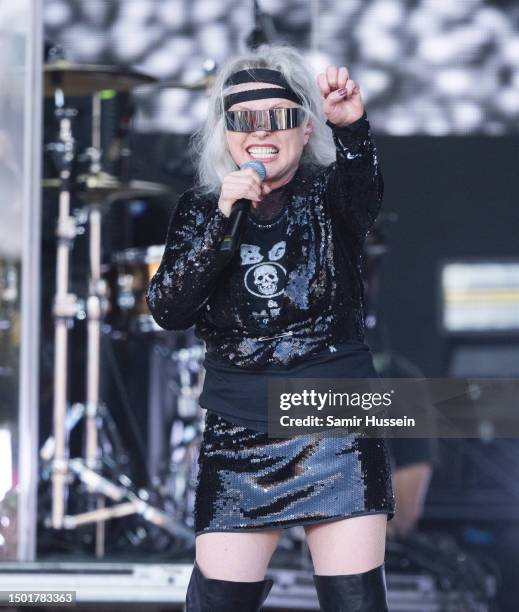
[218,166,272,218]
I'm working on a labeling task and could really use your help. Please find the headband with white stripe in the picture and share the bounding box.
[223,68,304,131]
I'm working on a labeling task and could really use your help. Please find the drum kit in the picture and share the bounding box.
[40,56,213,556]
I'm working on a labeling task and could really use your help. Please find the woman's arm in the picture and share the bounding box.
[326,110,384,240]
[146,190,232,330]
[316,66,384,242]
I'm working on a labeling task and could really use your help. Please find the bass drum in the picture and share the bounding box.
[105,245,166,334]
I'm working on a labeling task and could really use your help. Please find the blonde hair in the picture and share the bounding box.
[190,45,335,196]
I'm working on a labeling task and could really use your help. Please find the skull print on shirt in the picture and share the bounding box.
[240,235,287,324]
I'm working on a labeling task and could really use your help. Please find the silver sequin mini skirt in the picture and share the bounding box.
[194,411,395,535]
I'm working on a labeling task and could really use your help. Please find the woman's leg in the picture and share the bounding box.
[185,530,282,611]
[304,514,387,575]
[305,514,390,612]
[195,529,283,581]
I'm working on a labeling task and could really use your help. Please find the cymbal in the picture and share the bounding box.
[43,173,171,203]
[155,74,215,91]
[44,61,157,97]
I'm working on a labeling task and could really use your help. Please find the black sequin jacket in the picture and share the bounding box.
[146,110,383,369]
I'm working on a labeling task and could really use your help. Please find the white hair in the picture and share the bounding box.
[190,45,336,196]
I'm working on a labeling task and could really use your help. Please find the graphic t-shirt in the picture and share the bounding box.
[228,182,291,330]
[239,213,288,327]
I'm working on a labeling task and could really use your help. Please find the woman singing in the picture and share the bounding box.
[147,45,395,612]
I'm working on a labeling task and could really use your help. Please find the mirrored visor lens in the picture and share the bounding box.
[224,107,304,132]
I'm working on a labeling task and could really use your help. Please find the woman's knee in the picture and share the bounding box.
[195,530,283,581]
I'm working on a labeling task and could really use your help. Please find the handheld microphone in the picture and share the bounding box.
[219,160,267,253]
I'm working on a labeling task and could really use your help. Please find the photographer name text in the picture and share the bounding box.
[279,414,415,428]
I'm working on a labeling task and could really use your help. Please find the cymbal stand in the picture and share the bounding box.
[78,92,109,555]
[84,194,109,556]
[48,88,79,529]
[85,92,104,480]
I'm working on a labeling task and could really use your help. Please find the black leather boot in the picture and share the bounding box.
[313,564,389,612]
[185,561,274,612]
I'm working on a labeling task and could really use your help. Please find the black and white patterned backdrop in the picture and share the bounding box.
[44,0,519,135]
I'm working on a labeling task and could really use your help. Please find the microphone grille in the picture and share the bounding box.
[240,160,267,181]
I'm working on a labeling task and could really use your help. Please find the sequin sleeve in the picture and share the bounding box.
[326,110,384,241]
[146,190,232,330]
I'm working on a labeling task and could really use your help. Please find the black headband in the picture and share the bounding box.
[224,87,302,111]
[223,68,303,111]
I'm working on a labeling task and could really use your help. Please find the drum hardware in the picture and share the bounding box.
[171,346,206,420]
[45,213,196,548]
[54,460,193,542]
[79,173,171,204]
[155,73,215,93]
[48,87,82,533]
[44,61,157,98]
[105,245,169,335]
[43,61,191,556]
[73,187,186,554]
[40,403,84,463]
[43,174,171,205]
[41,412,193,544]
[145,338,207,529]
[160,419,201,528]
[105,90,135,183]
[79,146,102,182]
[68,91,172,205]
